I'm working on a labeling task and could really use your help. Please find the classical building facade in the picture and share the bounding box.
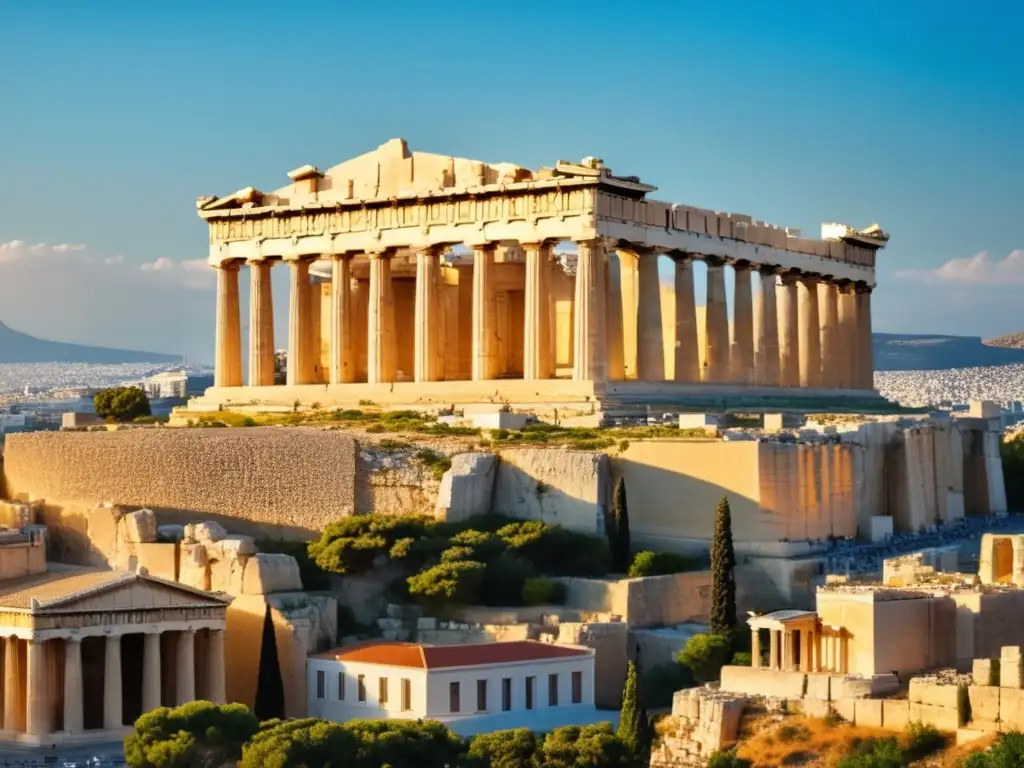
[0,535,230,746]
[193,139,889,413]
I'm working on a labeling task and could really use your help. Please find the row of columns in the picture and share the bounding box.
[750,627,847,674]
[213,243,873,390]
[2,630,224,737]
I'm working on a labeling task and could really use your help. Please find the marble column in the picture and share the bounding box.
[307,279,322,383]
[751,630,762,669]
[329,255,354,384]
[63,637,83,733]
[414,247,443,383]
[797,276,822,388]
[857,286,874,390]
[731,264,754,384]
[605,250,626,381]
[471,245,496,381]
[214,263,242,388]
[142,632,161,714]
[104,635,122,729]
[635,249,664,381]
[286,259,311,386]
[367,251,395,385]
[673,256,700,383]
[207,630,226,705]
[754,268,780,386]
[704,259,730,383]
[176,630,196,705]
[799,630,811,672]
[248,260,275,387]
[768,630,779,670]
[819,282,841,388]
[838,284,859,389]
[4,637,23,732]
[25,640,48,737]
[777,274,800,387]
[524,243,554,381]
[573,240,607,382]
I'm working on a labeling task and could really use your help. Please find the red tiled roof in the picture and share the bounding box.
[312,640,591,670]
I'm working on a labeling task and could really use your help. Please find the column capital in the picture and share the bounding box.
[519,240,553,253]
[366,248,394,260]
[245,257,273,267]
[216,260,243,273]
[799,274,821,286]
[731,259,753,271]
[702,255,726,268]
[777,271,801,286]
[854,282,873,295]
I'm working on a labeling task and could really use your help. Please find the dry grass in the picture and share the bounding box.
[934,733,998,768]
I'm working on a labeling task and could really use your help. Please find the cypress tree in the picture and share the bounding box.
[254,603,285,721]
[611,477,631,572]
[710,495,737,634]
[618,659,640,755]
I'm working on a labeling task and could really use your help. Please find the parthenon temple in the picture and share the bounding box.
[192,138,890,414]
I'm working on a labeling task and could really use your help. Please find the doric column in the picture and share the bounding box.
[768,630,779,670]
[573,239,608,382]
[777,274,800,387]
[4,637,22,732]
[605,250,626,381]
[673,256,700,383]
[754,268,780,386]
[207,630,226,705]
[329,255,354,384]
[63,638,83,733]
[797,276,822,388]
[286,259,311,386]
[751,630,762,669]
[471,244,496,381]
[838,284,859,389]
[25,640,48,737]
[523,242,553,381]
[103,635,122,729]
[731,263,754,384]
[367,251,395,385]
[248,260,275,387]
[704,259,730,383]
[414,247,443,383]
[635,249,665,381]
[142,632,161,714]
[857,285,874,390]
[819,282,841,388]
[307,278,322,382]
[214,263,242,387]
[176,630,196,705]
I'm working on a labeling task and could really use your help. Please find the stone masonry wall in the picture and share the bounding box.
[2,428,358,542]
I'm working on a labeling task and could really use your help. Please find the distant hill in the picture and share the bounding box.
[874,332,1024,371]
[984,332,1024,349]
[0,321,178,364]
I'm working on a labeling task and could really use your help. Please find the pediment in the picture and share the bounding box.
[36,573,231,614]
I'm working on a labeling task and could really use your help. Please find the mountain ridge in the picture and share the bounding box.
[0,320,178,364]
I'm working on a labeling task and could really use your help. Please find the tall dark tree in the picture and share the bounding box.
[710,495,737,634]
[618,659,639,755]
[633,643,653,764]
[254,603,285,721]
[610,477,631,572]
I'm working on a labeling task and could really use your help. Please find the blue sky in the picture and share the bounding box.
[0,0,1021,362]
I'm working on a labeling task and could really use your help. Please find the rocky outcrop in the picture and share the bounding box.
[436,453,496,522]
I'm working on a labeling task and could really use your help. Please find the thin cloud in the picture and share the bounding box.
[896,250,1024,285]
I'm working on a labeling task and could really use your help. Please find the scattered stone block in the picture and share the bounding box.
[672,688,700,720]
[969,685,1001,722]
[417,617,437,631]
[910,702,964,731]
[241,553,303,595]
[799,698,832,718]
[214,535,256,558]
[185,521,227,544]
[124,508,157,544]
[882,699,910,729]
[436,453,497,523]
[832,675,873,699]
[910,678,967,710]
[974,659,1000,686]
[833,698,856,723]
[957,728,990,746]
[805,673,830,701]
[999,688,1024,730]
[855,699,884,728]
[1001,647,1022,689]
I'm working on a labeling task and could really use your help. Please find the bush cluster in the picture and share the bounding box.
[94,385,151,422]
[307,514,610,608]
[627,550,706,578]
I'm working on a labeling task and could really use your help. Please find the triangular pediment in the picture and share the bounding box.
[36,572,231,614]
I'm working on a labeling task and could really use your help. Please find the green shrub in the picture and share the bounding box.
[307,514,437,575]
[481,552,536,607]
[776,723,810,743]
[676,633,732,684]
[835,737,904,768]
[94,385,151,422]
[125,701,259,768]
[628,550,705,577]
[731,651,752,667]
[521,577,566,606]
[642,662,694,708]
[441,545,474,563]
[407,560,486,605]
[965,731,1024,768]
[707,749,752,768]
[416,448,452,479]
[904,721,944,761]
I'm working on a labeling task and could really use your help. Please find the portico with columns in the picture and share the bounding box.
[194,139,889,415]
[0,568,229,746]
[747,610,848,675]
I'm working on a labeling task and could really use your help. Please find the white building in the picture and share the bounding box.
[141,370,188,399]
[306,640,603,736]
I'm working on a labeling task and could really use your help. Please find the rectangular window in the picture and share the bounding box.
[401,678,412,711]
[379,677,388,706]
[338,672,345,701]
[548,673,559,706]
[502,678,512,711]
[572,671,583,704]
[357,674,366,703]
[476,679,487,712]
[450,681,461,713]
[525,676,535,710]
[316,670,325,700]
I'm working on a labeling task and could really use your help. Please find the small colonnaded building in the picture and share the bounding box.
[191,138,890,416]
[306,639,601,736]
[0,529,230,746]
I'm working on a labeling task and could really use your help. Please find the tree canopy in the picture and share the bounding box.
[124,701,259,768]
[94,385,151,422]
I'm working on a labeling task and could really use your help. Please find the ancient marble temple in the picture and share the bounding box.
[192,139,889,413]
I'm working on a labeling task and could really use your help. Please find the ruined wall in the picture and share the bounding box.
[558,571,711,628]
[2,428,358,542]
